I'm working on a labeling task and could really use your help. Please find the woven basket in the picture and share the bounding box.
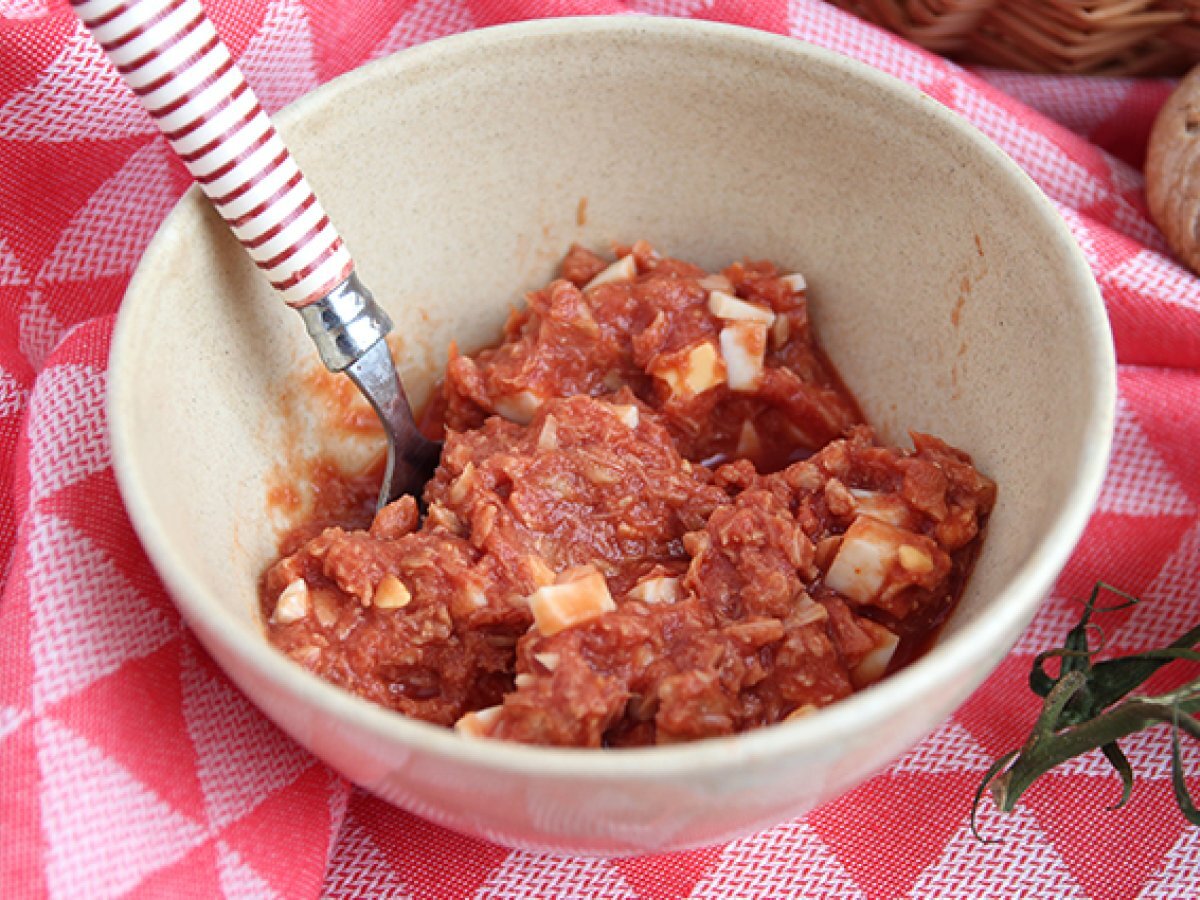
[832,0,1200,75]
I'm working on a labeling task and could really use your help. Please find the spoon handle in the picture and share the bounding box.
[72,0,354,308]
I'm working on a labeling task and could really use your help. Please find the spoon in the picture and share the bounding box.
[74,0,442,510]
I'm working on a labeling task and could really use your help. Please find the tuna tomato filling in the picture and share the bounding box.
[262,242,996,747]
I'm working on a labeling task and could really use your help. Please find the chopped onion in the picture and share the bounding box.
[708,289,775,324]
[720,322,768,392]
[584,255,637,291]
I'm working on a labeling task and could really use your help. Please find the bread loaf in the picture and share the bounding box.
[1147,65,1200,275]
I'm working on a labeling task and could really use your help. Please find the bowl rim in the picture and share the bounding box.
[109,15,1117,779]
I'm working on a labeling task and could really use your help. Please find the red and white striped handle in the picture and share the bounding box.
[73,0,354,308]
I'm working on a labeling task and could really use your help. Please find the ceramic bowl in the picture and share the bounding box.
[109,17,1115,854]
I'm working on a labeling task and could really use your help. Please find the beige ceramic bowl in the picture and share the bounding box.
[110,18,1115,854]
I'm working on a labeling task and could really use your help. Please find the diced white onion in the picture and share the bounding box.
[652,341,726,398]
[849,489,910,527]
[898,544,934,574]
[584,255,637,291]
[454,705,502,737]
[824,517,914,603]
[771,314,791,350]
[850,626,900,688]
[528,567,615,636]
[627,576,681,604]
[698,273,733,292]
[707,290,776,324]
[611,404,639,428]
[719,322,768,392]
[538,414,559,450]
[272,579,309,624]
[373,574,412,610]
[494,390,544,425]
[785,704,819,721]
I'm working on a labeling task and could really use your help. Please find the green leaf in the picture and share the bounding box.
[971,750,1019,842]
[1083,582,1144,614]
[1100,741,1133,811]
[1030,648,1092,700]
[1170,706,1200,826]
[1087,631,1200,711]
[974,582,1200,841]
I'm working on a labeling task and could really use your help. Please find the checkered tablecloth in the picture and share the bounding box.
[2,1,1198,897]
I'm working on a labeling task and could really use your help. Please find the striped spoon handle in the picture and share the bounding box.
[72,0,354,309]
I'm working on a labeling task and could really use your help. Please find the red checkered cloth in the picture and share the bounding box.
[1,1,1197,897]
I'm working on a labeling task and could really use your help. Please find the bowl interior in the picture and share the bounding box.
[111,19,1112,782]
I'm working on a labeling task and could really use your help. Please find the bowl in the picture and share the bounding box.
[109,17,1115,854]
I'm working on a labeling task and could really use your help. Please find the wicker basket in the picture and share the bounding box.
[832,0,1200,75]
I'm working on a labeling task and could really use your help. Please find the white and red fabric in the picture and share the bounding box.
[1,1,1198,898]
